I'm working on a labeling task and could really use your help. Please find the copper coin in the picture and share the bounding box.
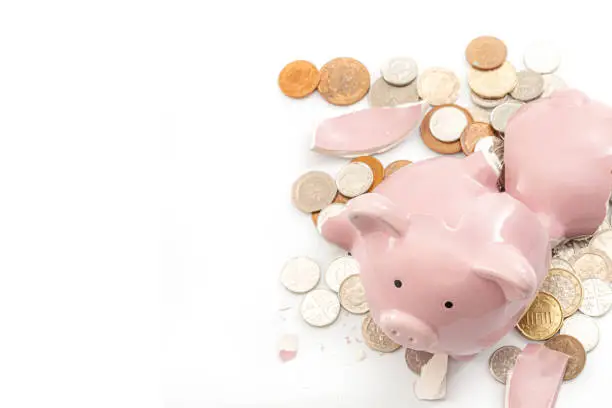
[460,122,495,155]
[544,334,586,381]
[384,160,412,178]
[312,193,350,225]
[420,105,473,154]
[465,36,507,70]
[404,347,434,375]
[278,60,320,98]
[351,156,384,191]
[318,58,370,106]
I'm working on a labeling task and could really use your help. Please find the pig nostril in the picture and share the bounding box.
[391,329,398,336]
[408,337,414,343]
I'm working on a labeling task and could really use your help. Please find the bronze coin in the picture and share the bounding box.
[311,193,350,225]
[460,122,495,155]
[278,60,320,98]
[465,36,507,71]
[544,334,586,381]
[384,160,412,178]
[420,105,473,154]
[351,156,384,191]
[318,58,370,106]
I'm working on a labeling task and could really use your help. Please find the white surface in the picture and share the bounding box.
[2,1,612,408]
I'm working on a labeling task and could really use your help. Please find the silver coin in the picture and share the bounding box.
[338,274,369,314]
[325,255,360,292]
[300,289,341,327]
[417,67,460,106]
[468,105,492,124]
[561,314,600,352]
[510,70,544,102]
[490,101,524,133]
[280,256,321,293]
[589,229,612,264]
[381,57,418,86]
[428,106,469,142]
[488,345,521,384]
[470,92,509,109]
[579,278,612,317]
[368,77,419,107]
[291,171,337,213]
[550,257,575,274]
[524,41,561,74]
[541,74,568,98]
[571,250,612,283]
[316,203,346,234]
[336,162,374,198]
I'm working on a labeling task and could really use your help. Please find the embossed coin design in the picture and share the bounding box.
[468,62,518,99]
[336,162,374,198]
[579,278,612,317]
[417,67,460,106]
[384,160,412,178]
[460,122,495,155]
[544,335,586,381]
[572,251,612,283]
[510,70,544,102]
[429,106,469,142]
[339,274,369,314]
[291,171,337,213]
[540,268,583,317]
[318,57,370,106]
[524,41,561,74]
[325,256,360,292]
[491,101,524,133]
[369,77,419,107]
[465,36,507,70]
[405,348,434,375]
[278,60,320,98]
[362,314,401,353]
[280,256,321,294]
[351,155,385,191]
[381,57,418,86]
[561,314,600,352]
[516,292,563,340]
[421,105,473,154]
[488,345,521,384]
[300,289,341,327]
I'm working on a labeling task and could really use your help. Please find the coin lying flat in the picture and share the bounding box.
[381,57,418,86]
[291,171,338,213]
[315,203,346,233]
[339,274,369,314]
[468,62,517,99]
[540,268,583,317]
[325,256,360,292]
[405,347,434,375]
[488,345,521,384]
[311,193,349,226]
[470,92,509,109]
[351,156,384,192]
[468,105,492,124]
[541,74,568,98]
[465,36,507,70]
[516,291,563,341]
[510,70,544,102]
[572,251,612,283]
[580,278,612,317]
[384,160,412,178]
[421,105,473,154]
[336,162,374,198]
[368,77,419,107]
[524,41,561,74]
[490,101,524,133]
[318,57,370,106]
[362,314,401,353]
[544,335,586,381]
[460,122,495,155]
[417,68,460,106]
[280,256,321,293]
[550,257,575,274]
[300,289,341,327]
[278,60,320,98]
[429,105,469,142]
[589,230,612,264]
[561,314,600,353]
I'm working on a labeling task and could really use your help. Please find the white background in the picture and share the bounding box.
[1,1,611,407]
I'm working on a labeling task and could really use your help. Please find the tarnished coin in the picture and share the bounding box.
[362,314,401,353]
[589,229,612,264]
[465,36,507,70]
[491,101,524,133]
[384,160,412,178]
[405,347,434,375]
[460,122,495,155]
[550,257,575,274]
[579,278,612,317]
[544,335,586,381]
[421,104,473,154]
[351,156,384,191]
[429,106,469,142]
[510,70,544,102]
[541,74,568,98]
[468,62,518,99]
[291,171,337,213]
[278,60,320,98]
[468,105,492,124]
[540,268,583,317]
[561,314,600,352]
[470,92,509,109]
[524,41,561,74]
[368,77,419,107]
[280,256,321,294]
[488,345,521,384]
[516,291,563,341]
[318,57,370,106]
[336,162,374,198]
[325,256,360,292]
[571,250,612,283]
[339,274,369,314]
[417,68,460,106]
[381,57,418,86]
[315,203,346,233]
[300,289,341,327]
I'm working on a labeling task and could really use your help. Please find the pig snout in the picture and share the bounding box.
[379,311,438,349]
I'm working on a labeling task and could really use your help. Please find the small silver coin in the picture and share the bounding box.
[429,106,469,142]
[561,314,600,352]
[369,77,419,107]
[579,278,612,317]
[280,256,321,293]
[488,345,521,384]
[490,101,524,133]
[541,74,568,98]
[510,70,544,102]
[470,92,509,109]
[300,289,341,327]
[291,171,337,213]
[381,57,418,86]
[325,256,360,292]
[524,41,561,74]
[336,162,374,198]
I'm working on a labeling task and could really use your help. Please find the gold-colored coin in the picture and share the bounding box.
[318,57,370,106]
[516,291,563,341]
[384,160,412,178]
[540,268,583,317]
[361,314,401,353]
[278,60,320,98]
[544,334,586,381]
[465,36,507,70]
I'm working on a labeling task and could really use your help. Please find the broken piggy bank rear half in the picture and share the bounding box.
[320,90,612,359]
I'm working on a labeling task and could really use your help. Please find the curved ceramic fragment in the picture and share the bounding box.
[312,102,427,157]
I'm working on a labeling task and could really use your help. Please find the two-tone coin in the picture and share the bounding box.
[580,278,612,317]
[291,171,337,213]
[300,289,341,327]
[405,347,434,374]
[488,345,521,384]
[339,274,369,314]
[369,77,419,107]
[336,162,374,197]
[544,335,586,381]
[325,256,360,292]
[417,67,460,106]
[280,256,321,293]
[421,105,473,154]
[516,292,564,340]
[561,314,600,352]
[429,105,470,142]
[540,268,583,317]
[362,314,401,353]
[381,57,418,86]
[491,101,524,133]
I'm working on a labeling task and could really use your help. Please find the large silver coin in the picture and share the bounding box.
[572,250,612,283]
[381,57,418,86]
[524,41,561,74]
[300,289,341,327]
[541,74,568,98]
[488,345,521,384]
[561,314,600,352]
[579,278,612,317]
[429,106,469,142]
[335,162,374,198]
[291,171,337,213]
[325,255,360,292]
[470,92,508,109]
[510,70,544,102]
[490,101,524,133]
[369,77,419,107]
[280,256,321,294]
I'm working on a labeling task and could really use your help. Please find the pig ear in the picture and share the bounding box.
[347,195,409,238]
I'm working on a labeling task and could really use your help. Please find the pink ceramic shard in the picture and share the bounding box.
[277,334,298,363]
[505,343,568,408]
[312,102,427,157]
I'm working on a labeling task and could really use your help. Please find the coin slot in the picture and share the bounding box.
[444,301,454,309]
[394,280,403,288]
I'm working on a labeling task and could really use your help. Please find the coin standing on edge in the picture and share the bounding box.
[465,36,507,70]
[490,101,524,133]
[580,278,612,317]
[429,105,469,142]
[336,162,374,198]
[369,77,419,107]
[318,57,371,106]
[381,57,418,86]
[510,70,544,102]
[278,60,321,98]
[544,334,586,381]
[339,274,369,314]
[417,67,460,106]
[300,289,341,327]
[291,171,337,213]
[405,347,434,375]
[280,256,321,294]
[524,41,561,74]
[516,291,564,340]
[561,314,600,352]
[488,345,521,384]
[362,314,401,353]
[325,255,360,292]
[540,268,583,317]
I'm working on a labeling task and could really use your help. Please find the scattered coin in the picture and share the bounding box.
[278,60,321,98]
[524,41,561,74]
[280,256,321,294]
[369,77,419,107]
[550,257,575,274]
[488,345,521,384]
[362,314,401,353]
[468,105,492,123]
[381,57,418,86]
[468,62,517,99]
[405,347,434,375]
[314,203,346,233]
[417,67,460,106]
[579,278,612,317]
[325,256,360,292]
[336,162,374,198]
[572,250,612,283]
[544,334,586,381]
[384,160,412,178]
[561,314,600,352]
[516,291,564,341]
[490,101,524,133]
[429,105,469,142]
[318,57,371,106]
[470,92,509,109]
[339,274,369,314]
[460,122,495,155]
[589,229,612,263]
[541,74,568,98]
[351,155,384,191]
[291,171,338,213]
[465,36,507,70]
[300,289,341,327]
[540,268,583,317]
[421,105,473,154]
[510,70,544,102]
[311,193,349,225]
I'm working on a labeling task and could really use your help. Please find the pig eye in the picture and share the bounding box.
[394,280,402,288]
[444,301,454,309]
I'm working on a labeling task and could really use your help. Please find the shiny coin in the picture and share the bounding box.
[405,347,434,375]
[544,335,586,381]
[510,70,544,102]
[465,36,507,70]
[561,314,600,352]
[516,291,563,341]
[429,106,469,142]
[318,57,370,106]
[339,274,369,314]
[541,74,568,98]
[280,256,321,294]
[460,122,495,155]
[470,92,509,109]
[362,314,401,353]
[579,278,612,317]
[384,160,412,178]
[291,171,337,213]
[524,41,561,74]
[488,345,521,384]
[325,256,360,292]
[540,268,583,317]
[468,105,492,124]
[421,104,472,154]
[589,229,612,264]
[368,77,419,107]
[417,67,460,106]
[468,62,517,99]
[491,101,524,133]
[278,60,320,98]
[572,250,612,283]
[315,203,346,233]
[351,155,384,191]
[381,57,418,86]
[550,257,575,274]
[300,289,341,327]
[336,162,374,198]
